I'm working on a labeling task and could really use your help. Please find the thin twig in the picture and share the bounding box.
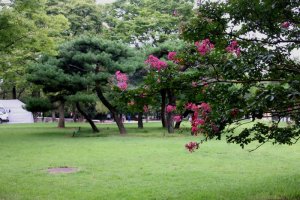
[248,141,268,152]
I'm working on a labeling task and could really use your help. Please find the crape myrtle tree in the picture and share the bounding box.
[114,83,154,129]
[143,40,187,133]
[58,36,142,134]
[177,0,300,151]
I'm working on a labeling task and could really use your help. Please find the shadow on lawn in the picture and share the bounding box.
[0,122,192,139]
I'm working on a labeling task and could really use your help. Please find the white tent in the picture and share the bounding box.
[0,100,34,123]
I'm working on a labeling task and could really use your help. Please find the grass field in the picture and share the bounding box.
[0,122,299,200]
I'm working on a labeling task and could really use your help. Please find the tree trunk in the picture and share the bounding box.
[58,101,65,128]
[52,111,56,122]
[2,90,6,99]
[95,84,126,134]
[174,110,192,129]
[12,86,17,99]
[112,111,127,134]
[160,89,166,128]
[166,112,174,133]
[145,113,148,123]
[174,121,181,129]
[72,104,77,122]
[76,102,99,133]
[138,112,143,129]
[166,89,176,133]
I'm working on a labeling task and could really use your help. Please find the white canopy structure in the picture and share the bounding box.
[0,100,34,123]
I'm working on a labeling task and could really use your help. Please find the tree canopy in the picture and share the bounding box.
[102,0,194,46]
[178,0,300,150]
[0,0,68,99]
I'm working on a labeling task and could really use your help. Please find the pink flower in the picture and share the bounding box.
[115,71,128,82]
[115,71,128,91]
[200,102,211,112]
[166,105,176,113]
[117,82,128,91]
[195,119,205,126]
[226,40,241,56]
[185,141,199,152]
[192,81,197,87]
[191,126,198,134]
[167,52,177,61]
[195,39,214,56]
[185,102,194,110]
[128,101,135,106]
[281,21,290,28]
[145,55,168,71]
[173,115,182,122]
[143,105,149,112]
[191,104,199,112]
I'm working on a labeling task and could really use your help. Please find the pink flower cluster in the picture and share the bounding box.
[185,102,211,135]
[115,71,128,82]
[185,141,199,152]
[166,105,176,113]
[281,21,290,29]
[173,115,182,122]
[143,105,149,113]
[225,40,241,56]
[145,55,168,71]
[195,39,215,56]
[167,51,181,63]
[167,52,177,61]
[115,71,128,91]
[200,102,211,113]
[192,81,197,87]
[128,101,135,106]
[117,82,128,91]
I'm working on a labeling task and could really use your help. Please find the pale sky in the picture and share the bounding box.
[96,0,116,4]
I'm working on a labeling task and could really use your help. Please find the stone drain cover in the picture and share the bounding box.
[47,167,78,174]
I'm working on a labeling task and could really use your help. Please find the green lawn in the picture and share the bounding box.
[0,122,299,200]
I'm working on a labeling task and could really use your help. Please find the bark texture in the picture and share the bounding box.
[76,102,99,133]
[95,84,126,134]
[58,101,65,128]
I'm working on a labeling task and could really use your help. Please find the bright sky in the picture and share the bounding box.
[96,0,116,4]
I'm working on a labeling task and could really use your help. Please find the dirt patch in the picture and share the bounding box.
[47,167,78,174]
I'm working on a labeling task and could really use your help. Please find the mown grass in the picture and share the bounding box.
[0,122,299,200]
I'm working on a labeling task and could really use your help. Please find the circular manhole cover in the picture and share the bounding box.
[47,167,78,174]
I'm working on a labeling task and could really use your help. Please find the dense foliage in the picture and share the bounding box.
[1,0,299,149]
[179,0,300,150]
